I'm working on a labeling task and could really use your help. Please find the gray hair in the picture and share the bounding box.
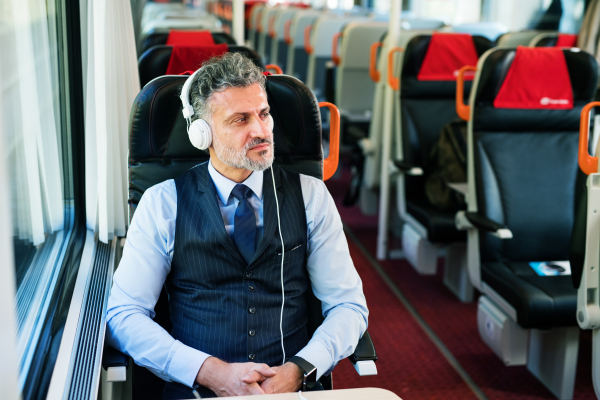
[188,52,267,125]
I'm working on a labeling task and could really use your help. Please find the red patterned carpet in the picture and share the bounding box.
[325,165,596,400]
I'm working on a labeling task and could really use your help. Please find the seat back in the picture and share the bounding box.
[270,8,300,73]
[140,16,222,45]
[257,7,282,63]
[140,29,236,55]
[361,30,429,196]
[495,30,555,46]
[306,15,368,101]
[334,22,387,118]
[531,32,578,47]
[468,47,597,262]
[444,22,507,42]
[399,33,492,195]
[285,10,320,80]
[128,73,334,399]
[138,45,264,88]
[248,3,267,49]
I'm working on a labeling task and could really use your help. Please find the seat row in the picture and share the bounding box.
[361,27,590,399]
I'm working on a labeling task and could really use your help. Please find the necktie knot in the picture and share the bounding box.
[231,184,253,201]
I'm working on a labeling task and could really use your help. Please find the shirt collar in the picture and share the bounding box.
[208,159,264,204]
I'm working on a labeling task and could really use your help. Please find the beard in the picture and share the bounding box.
[213,136,274,171]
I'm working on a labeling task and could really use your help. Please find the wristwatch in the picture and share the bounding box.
[287,356,317,391]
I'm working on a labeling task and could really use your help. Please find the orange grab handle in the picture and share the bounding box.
[369,42,382,82]
[579,102,600,175]
[332,32,342,66]
[265,64,283,74]
[269,15,276,38]
[387,47,403,91]
[456,65,477,121]
[304,25,313,54]
[284,20,292,45]
[320,102,340,181]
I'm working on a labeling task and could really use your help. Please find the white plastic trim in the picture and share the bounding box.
[353,360,378,376]
[106,366,127,383]
[47,230,96,400]
[577,173,600,330]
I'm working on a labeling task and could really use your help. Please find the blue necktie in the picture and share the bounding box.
[231,184,257,264]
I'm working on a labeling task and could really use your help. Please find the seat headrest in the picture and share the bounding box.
[138,45,264,88]
[403,33,492,79]
[472,47,598,131]
[165,45,229,75]
[493,47,573,109]
[556,33,578,48]
[166,29,215,46]
[417,33,479,81]
[401,33,492,98]
[129,74,323,176]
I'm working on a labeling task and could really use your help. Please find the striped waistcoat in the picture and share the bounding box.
[164,163,310,398]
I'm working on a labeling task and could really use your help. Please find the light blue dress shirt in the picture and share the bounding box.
[106,161,369,388]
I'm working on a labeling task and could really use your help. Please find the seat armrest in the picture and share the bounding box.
[349,331,377,363]
[349,331,377,376]
[392,160,423,176]
[102,344,129,371]
[455,211,513,239]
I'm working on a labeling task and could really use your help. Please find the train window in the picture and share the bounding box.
[1,0,82,395]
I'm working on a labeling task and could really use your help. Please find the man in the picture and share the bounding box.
[106,53,368,399]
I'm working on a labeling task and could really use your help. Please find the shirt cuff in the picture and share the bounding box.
[294,340,333,380]
[167,340,211,388]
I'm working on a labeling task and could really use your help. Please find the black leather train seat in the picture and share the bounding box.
[140,29,237,55]
[138,44,263,87]
[400,33,492,243]
[532,32,578,48]
[123,73,374,399]
[470,46,597,328]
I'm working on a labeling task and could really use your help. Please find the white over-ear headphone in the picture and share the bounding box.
[180,68,213,150]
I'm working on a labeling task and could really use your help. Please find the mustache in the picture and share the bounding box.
[245,138,273,151]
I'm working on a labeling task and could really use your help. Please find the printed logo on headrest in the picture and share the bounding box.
[540,97,570,106]
[453,69,475,78]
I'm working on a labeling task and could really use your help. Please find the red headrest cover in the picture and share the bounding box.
[417,33,479,81]
[165,45,229,75]
[166,30,216,46]
[556,34,578,48]
[493,46,573,110]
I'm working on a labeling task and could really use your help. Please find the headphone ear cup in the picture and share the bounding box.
[188,119,212,150]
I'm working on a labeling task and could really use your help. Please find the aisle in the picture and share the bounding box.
[325,166,595,399]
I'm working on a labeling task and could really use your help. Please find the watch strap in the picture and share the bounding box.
[287,356,317,388]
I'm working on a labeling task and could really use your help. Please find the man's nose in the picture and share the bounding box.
[249,114,272,138]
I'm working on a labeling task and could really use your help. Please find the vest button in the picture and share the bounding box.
[245,271,253,278]
[249,329,256,336]
[248,353,256,360]
[249,285,255,292]
[249,306,256,314]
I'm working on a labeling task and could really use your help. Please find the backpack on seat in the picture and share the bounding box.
[424,118,467,211]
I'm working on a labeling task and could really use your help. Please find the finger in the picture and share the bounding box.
[241,370,266,384]
[251,363,277,378]
[245,382,266,396]
[260,379,276,394]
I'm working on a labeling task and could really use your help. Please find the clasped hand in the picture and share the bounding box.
[196,357,303,397]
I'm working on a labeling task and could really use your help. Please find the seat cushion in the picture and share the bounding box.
[406,199,466,243]
[482,262,577,329]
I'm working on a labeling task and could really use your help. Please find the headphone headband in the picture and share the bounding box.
[180,68,203,120]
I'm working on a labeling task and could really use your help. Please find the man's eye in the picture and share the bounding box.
[262,112,270,118]
[235,117,246,123]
